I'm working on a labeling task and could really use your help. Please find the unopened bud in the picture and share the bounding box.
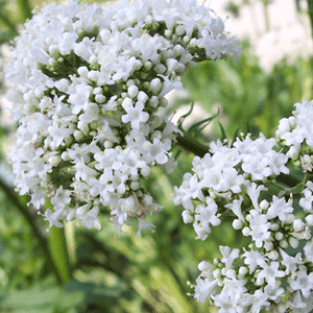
[232,219,242,230]
[242,227,250,236]
[182,210,193,224]
[293,219,305,232]
[289,237,299,249]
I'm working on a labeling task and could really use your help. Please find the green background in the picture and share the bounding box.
[0,0,313,312]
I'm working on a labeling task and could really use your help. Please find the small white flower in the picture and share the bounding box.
[257,262,285,286]
[122,100,149,129]
[289,270,313,298]
[249,209,271,248]
[267,196,293,221]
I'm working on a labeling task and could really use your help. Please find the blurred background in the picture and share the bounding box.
[0,0,313,312]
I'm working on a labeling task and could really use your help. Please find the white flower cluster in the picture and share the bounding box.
[5,0,241,233]
[174,100,313,312]
[277,99,313,172]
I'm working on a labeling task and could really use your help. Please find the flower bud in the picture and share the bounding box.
[164,29,172,38]
[256,276,264,286]
[128,85,139,98]
[242,226,250,236]
[268,250,279,260]
[149,78,162,94]
[87,70,99,82]
[77,121,89,132]
[130,181,140,190]
[175,25,185,36]
[270,223,279,231]
[100,29,110,43]
[264,241,273,251]
[93,87,102,94]
[305,214,313,226]
[239,266,248,276]
[154,64,166,74]
[232,219,242,230]
[95,94,106,103]
[275,232,284,241]
[144,61,152,71]
[289,237,299,249]
[137,91,148,103]
[48,155,61,167]
[34,87,44,98]
[286,214,295,224]
[141,166,150,177]
[293,219,305,232]
[260,199,269,210]
[198,261,211,272]
[287,146,299,160]
[61,151,70,161]
[77,66,89,77]
[104,140,113,149]
[289,116,296,127]
[149,96,159,108]
[280,240,288,249]
[182,210,193,224]
[183,35,190,44]
[74,130,83,141]
[213,268,221,279]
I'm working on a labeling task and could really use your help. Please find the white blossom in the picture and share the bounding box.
[6,0,241,233]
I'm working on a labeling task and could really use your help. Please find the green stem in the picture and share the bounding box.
[0,12,18,36]
[276,172,302,188]
[176,134,208,157]
[16,0,32,22]
[0,176,63,284]
[46,198,72,284]
[308,0,313,40]
[64,221,76,267]
[262,0,270,32]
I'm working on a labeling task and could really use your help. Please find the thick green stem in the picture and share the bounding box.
[16,0,32,22]
[47,226,72,284]
[0,176,62,284]
[276,172,303,188]
[65,221,76,267]
[0,12,18,36]
[46,198,73,284]
[176,134,208,157]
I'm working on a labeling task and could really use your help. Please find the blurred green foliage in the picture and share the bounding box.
[182,42,313,140]
[0,0,313,312]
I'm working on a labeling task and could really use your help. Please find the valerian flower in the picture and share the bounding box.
[6,0,241,234]
[175,100,313,312]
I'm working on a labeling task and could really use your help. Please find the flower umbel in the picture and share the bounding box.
[175,100,313,313]
[6,0,241,233]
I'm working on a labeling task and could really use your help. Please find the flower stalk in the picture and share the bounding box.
[46,198,73,284]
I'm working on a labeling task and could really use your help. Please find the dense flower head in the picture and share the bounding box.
[5,0,241,233]
[277,100,313,172]
[174,101,313,312]
[174,135,290,240]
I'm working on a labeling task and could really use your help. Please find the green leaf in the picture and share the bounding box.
[46,197,72,285]
[64,280,133,308]
[218,121,227,141]
[177,102,195,131]
[0,283,84,312]
[231,127,241,146]
[187,111,219,136]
